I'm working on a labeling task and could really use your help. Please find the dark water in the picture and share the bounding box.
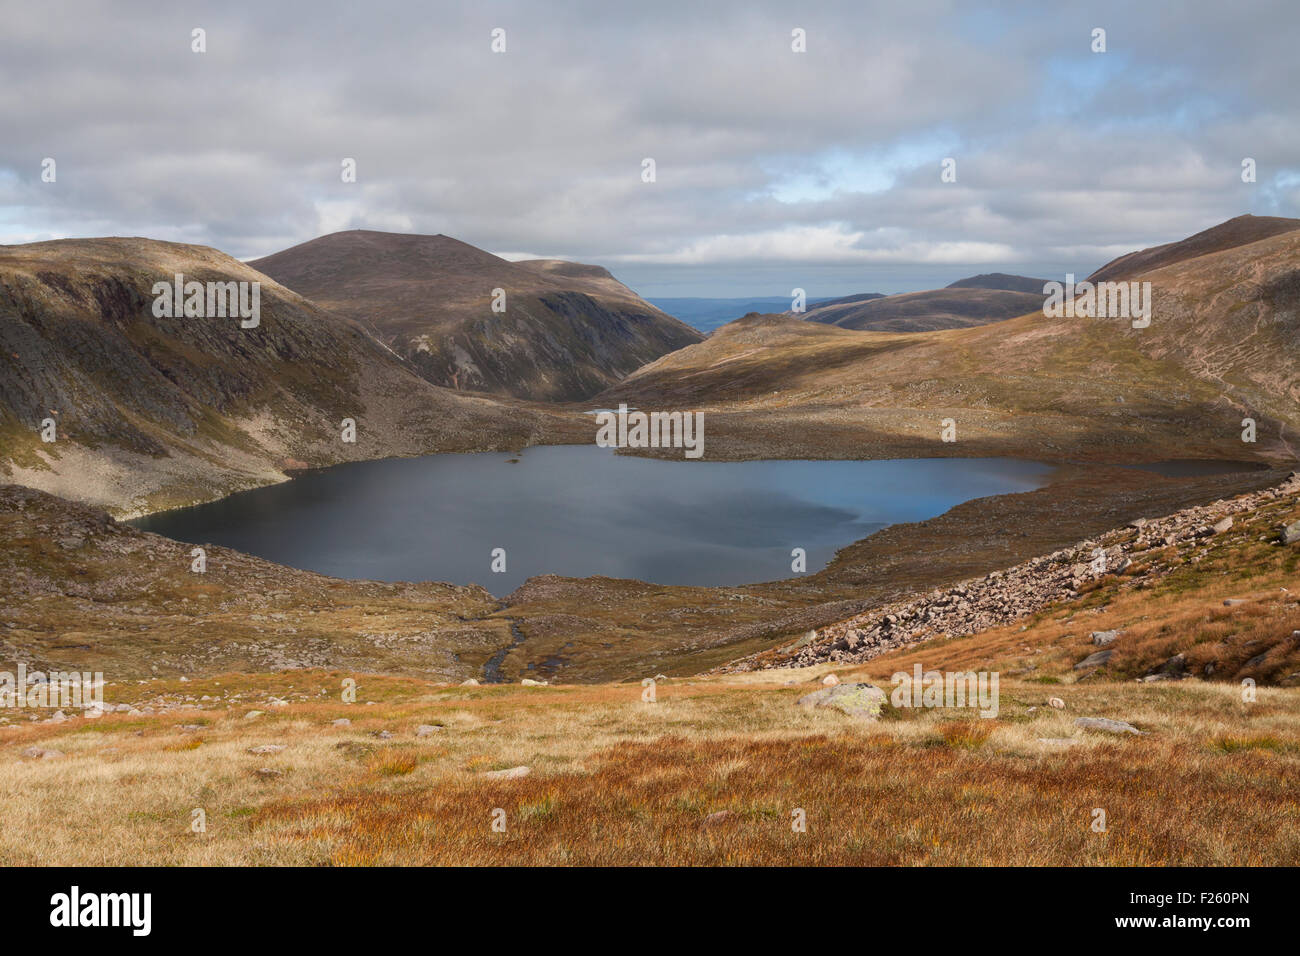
[130,448,1062,595]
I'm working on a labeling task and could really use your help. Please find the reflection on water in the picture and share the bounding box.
[131,447,1062,595]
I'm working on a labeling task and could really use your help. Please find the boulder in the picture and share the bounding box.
[1283,521,1300,545]
[20,746,63,760]
[460,679,480,687]
[797,683,887,721]
[1075,716,1143,735]
[1074,649,1114,670]
[821,673,840,686]
[482,765,529,780]
[1090,630,1121,646]
[1212,517,1234,534]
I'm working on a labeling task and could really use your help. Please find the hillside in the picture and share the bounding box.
[605,218,1300,465]
[0,238,578,516]
[801,284,1044,331]
[250,231,702,402]
[4,469,1298,867]
[1088,213,1300,283]
[946,272,1048,293]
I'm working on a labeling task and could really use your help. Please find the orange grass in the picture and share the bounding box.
[253,733,1300,866]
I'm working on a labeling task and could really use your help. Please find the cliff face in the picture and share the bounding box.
[251,230,703,402]
[0,238,573,516]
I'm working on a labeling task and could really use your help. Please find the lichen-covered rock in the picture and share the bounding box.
[1075,716,1143,735]
[797,683,887,720]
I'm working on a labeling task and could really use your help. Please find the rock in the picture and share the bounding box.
[415,725,441,736]
[1161,653,1187,677]
[1212,517,1234,534]
[460,679,479,686]
[20,746,63,759]
[246,745,285,755]
[482,765,529,780]
[1090,630,1121,646]
[369,730,393,739]
[1128,518,1148,529]
[520,678,547,687]
[797,683,887,721]
[243,710,263,720]
[56,536,85,550]
[1074,649,1114,670]
[331,718,351,727]
[1282,521,1300,545]
[1223,599,1247,607]
[821,673,840,686]
[1048,697,1066,710]
[1075,716,1143,735]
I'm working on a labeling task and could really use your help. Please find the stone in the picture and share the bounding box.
[246,745,285,755]
[821,673,840,686]
[1048,697,1066,710]
[415,725,441,736]
[1223,599,1246,607]
[1074,649,1114,670]
[20,746,63,759]
[797,683,887,721]
[482,765,529,780]
[331,718,351,727]
[1283,521,1300,545]
[1212,517,1234,534]
[1090,630,1121,646]
[253,768,284,778]
[460,679,480,686]
[520,678,547,686]
[243,710,263,720]
[1075,716,1143,735]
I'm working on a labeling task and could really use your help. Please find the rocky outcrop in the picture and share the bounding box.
[725,472,1300,673]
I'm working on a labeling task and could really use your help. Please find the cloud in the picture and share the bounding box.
[1,0,1297,295]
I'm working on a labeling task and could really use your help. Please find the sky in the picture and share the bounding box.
[2,0,1298,296]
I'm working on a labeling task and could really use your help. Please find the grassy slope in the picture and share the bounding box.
[600,226,1300,465]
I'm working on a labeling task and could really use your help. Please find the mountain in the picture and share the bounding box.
[946,272,1048,293]
[649,296,841,333]
[800,282,1044,331]
[0,238,574,516]
[250,230,702,402]
[1088,213,1300,283]
[602,216,1300,464]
